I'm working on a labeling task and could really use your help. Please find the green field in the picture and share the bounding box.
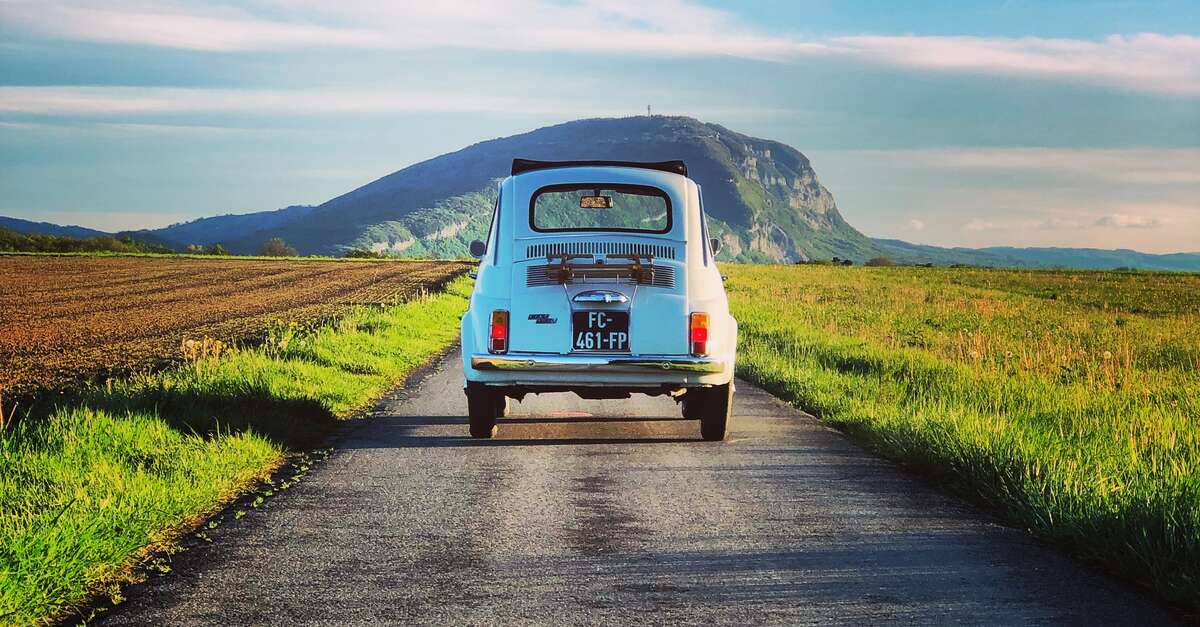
[0,277,471,624]
[726,265,1199,609]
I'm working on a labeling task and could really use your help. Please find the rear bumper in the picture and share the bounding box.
[470,353,726,373]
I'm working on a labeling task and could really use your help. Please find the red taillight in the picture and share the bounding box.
[489,310,509,353]
[689,312,709,356]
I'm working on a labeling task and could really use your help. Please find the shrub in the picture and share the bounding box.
[866,256,896,267]
[259,238,297,257]
[344,248,386,259]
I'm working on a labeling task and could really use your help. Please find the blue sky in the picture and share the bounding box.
[1,0,1197,252]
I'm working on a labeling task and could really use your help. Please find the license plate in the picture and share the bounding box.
[572,311,630,352]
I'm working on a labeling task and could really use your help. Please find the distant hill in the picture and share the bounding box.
[873,240,1200,272]
[5,116,1197,271]
[141,116,881,262]
[0,216,109,239]
[0,226,173,254]
[147,205,317,249]
[972,246,1200,272]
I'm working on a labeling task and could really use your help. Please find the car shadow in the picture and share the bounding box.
[500,415,689,424]
[340,413,701,448]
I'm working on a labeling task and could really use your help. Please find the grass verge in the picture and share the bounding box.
[0,275,471,624]
[726,264,1199,613]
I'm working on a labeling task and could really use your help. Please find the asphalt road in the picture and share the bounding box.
[100,349,1178,626]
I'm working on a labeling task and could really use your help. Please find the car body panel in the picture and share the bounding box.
[461,162,736,394]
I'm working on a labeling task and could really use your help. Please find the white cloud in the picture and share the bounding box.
[906,218,925,231]
[834,148,1200,186]
[0,0,818,59]
[963,218,995,232]
[2,1,1198,95]
[0,85,782,120]
[1033,217,1083,230]
[831,33,1200,96]
[0,1,384,52]
[0,85,611,116]
[1095,213,1164,228]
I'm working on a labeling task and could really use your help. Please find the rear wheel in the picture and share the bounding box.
[697,383,733,441]
[680,395,701,420]
[465,383,499,439]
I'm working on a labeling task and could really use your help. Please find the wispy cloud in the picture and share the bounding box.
[962,218,996,232]
[0,84,781,120]
[0,0,816,59]
[836,148,1200,186]
[1095,213,1165,229]
[969,206,1184,234]
[2,1,1198,95]
[0,85,609,116]
[0,1,385,51]
[906,218,926,231]
[831,33,1200,96]
[1030,217,1083,230]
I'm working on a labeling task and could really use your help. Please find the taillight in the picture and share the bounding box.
[689,312,709,356]
[489,310,509,354]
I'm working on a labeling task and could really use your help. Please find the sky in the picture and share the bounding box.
[0,0,1197,253]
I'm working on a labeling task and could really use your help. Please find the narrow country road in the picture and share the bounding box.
[99,349,1177,625]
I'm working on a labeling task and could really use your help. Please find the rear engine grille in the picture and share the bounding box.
[526,264,676,289]
[525,241,676,260]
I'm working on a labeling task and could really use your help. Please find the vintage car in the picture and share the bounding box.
[461,159,737,440]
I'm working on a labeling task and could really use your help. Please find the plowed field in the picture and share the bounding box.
[0,256,470,395]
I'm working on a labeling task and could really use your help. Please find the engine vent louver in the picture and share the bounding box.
[525,241,676,260]
[526,264,676,289]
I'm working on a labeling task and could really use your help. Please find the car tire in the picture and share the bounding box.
[465,383,498,439]
[680,394,701,420]
[698,382,732,442]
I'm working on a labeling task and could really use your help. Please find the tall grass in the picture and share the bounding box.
[726,265,1199,611]
[0,276,471,624]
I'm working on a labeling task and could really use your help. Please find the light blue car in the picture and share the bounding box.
[460,159,737,440]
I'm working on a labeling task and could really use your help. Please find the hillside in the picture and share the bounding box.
[146,116,881,262]
[0,226,173,254]
[5,116,1197,270]
[0,216,109,239]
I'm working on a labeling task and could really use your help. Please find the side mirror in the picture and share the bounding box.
[709,238,722,255]
[468,240,487,258]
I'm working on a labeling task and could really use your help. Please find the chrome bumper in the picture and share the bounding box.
[470,353,726,373]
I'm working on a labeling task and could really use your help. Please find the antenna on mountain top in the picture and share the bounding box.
[647,104,652,117]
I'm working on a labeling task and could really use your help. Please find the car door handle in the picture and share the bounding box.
[572,290,629,304]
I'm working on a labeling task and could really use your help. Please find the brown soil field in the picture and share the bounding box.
[0,255,470,396]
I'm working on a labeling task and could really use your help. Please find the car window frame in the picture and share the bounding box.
[486,186,502,264]
[528,183,674,235]
[698,184,712,266]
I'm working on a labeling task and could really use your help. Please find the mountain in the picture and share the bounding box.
[148,205,317,248]
[0,216,109,239]
[144,116,879,262]
[6,116,1197,271]
[971,246,1200,272]
[874,240,1200,272]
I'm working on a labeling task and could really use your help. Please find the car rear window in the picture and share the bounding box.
[530,184,671,233]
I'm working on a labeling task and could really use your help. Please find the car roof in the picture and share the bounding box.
[511,159,688,177]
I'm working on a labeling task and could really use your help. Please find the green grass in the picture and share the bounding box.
[725,264,1200,611]
[0,276,471,624]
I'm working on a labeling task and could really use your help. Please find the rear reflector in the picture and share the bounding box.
[689,312,709,356]
[489,310,509,354]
